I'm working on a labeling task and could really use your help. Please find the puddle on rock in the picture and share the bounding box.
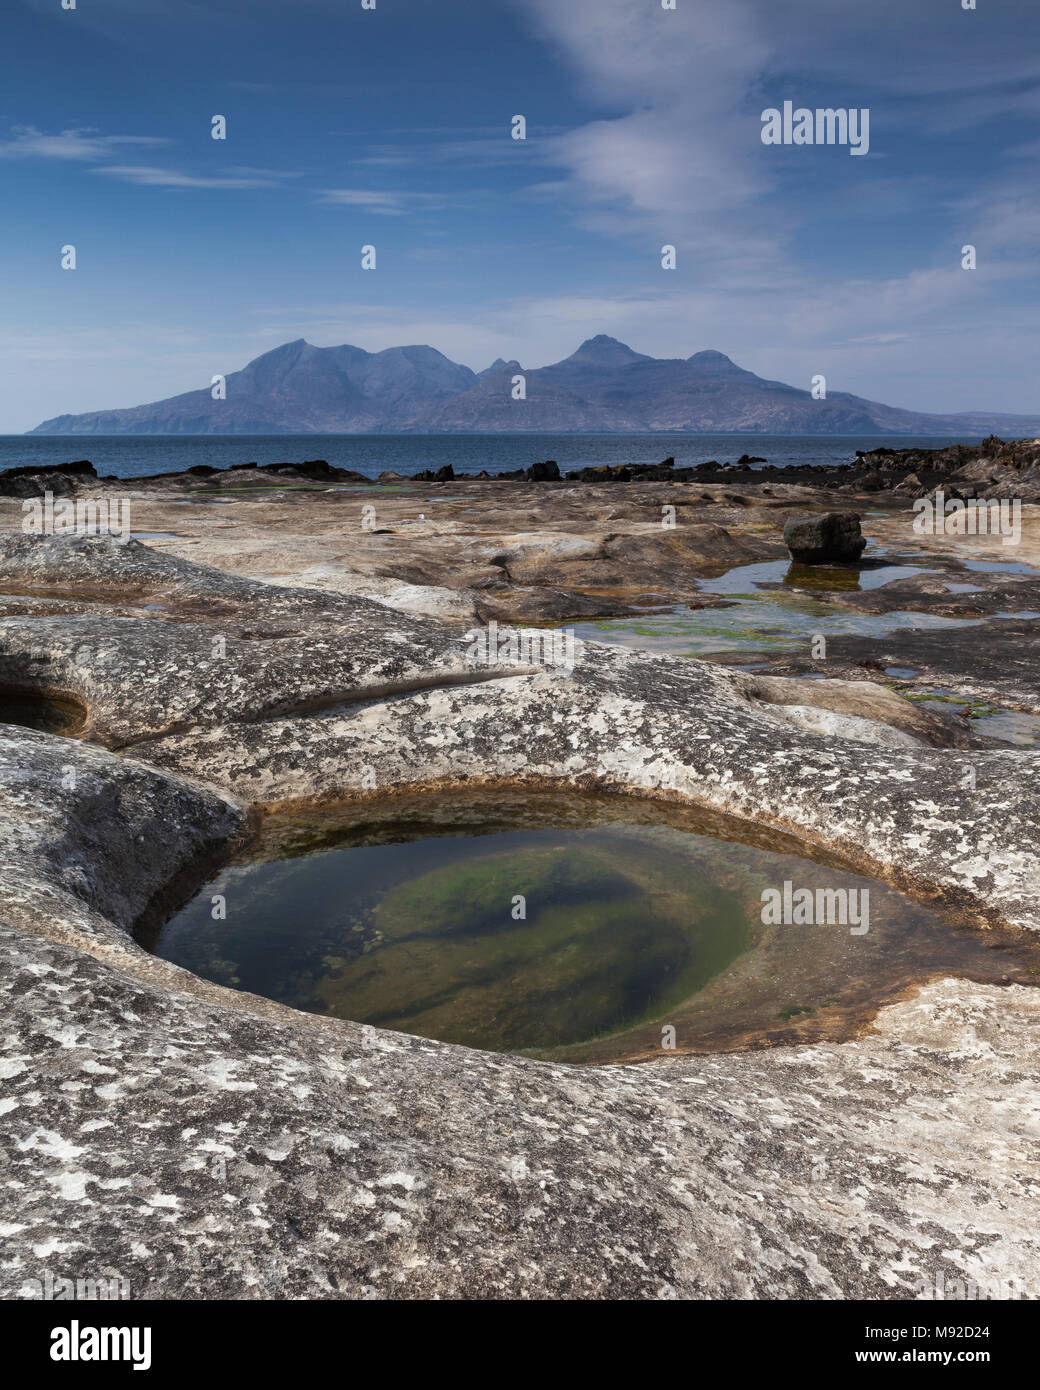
[0,685,86,736]
[960,560,1040,576]
[577,597,984,657]
[574,552,1023,658]
[898,686,1040,746]
[149,790,1040,1064]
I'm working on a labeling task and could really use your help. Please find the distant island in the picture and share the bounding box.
[28,335,1040,437]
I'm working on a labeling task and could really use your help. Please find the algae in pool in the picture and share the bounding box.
[153,791,1040,1063]
[159,822,752,1053]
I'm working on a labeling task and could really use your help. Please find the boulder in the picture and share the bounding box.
[412,464,455,483]
[526,459,561,481]
[892,472,922,494]
[783,512,866,565]
[854,470,887,491]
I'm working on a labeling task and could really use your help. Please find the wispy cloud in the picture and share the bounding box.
[91,164,291,191]
[0,125,170,161]
[315,188,457,215]
[349,131,560,171]
[0,125,298,191]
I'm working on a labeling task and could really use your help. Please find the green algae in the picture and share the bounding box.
[896,685,1040,744]
[151,789,1040,1063]
[312,842,752,1051]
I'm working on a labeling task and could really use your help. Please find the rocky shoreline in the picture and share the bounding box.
[1,441,1039,1300]
[4,432,1039,498]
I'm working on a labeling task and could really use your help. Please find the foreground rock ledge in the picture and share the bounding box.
[1,537,1038,1300]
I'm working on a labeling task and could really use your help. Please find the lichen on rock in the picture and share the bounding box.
[1,534,1038,1301]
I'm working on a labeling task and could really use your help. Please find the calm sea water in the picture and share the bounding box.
[0,433,979,481]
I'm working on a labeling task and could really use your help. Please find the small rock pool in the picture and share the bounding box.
[148,789,1040,1064]
[574,554,988,657]
[0,686,86,736]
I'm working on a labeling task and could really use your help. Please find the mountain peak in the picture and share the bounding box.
[688,349,733,363]
[477,357,519,378]
[686,350,743,375]
[560,335,649,367]
[245,338,315,368]
[27,332,1040,437]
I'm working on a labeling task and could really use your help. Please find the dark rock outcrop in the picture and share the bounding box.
[784,512,866,565]
[0,459,98,499]
[526,459,561,481]
[853,436,1040,502]
[411,464,455,482]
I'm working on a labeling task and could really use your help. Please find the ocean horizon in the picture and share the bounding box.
[0,432,986,482]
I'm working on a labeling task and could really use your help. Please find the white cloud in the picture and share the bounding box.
[517,0,780,263]
[0,125,299,192]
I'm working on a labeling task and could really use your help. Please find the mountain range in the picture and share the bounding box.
[28,336,1040,437]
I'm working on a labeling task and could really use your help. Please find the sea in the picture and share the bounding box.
[0,433,980,482]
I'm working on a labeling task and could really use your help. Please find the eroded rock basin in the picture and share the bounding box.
[2,529,1039,1299]
[0,684,86,735]
[151,789,1040,1064]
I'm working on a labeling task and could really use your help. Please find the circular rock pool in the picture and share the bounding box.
[149,789,1040,1062]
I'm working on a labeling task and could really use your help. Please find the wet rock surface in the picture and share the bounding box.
[740,618,1040,719]
[0,531,1038,1300]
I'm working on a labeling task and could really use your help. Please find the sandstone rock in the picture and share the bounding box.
[733,672,973,749]
[1,535,1039,1300]
[254,565,481,623]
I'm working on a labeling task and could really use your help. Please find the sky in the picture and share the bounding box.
[1,0,1038,432]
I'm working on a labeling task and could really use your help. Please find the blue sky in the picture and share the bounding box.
[1,0,1038,431]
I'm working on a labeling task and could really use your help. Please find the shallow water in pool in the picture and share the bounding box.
[571,549,994,657]
[152,792,1040,1063]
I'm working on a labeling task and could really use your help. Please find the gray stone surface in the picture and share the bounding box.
[1,535,1038,1300]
